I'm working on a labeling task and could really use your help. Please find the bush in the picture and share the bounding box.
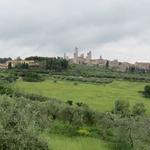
[0,96,49,150]
[14,92,49,102]
[132,103,146,116]
[22,72,44,82]
[53,80,57,83]
[113,100,130,116]
[143,85,150,97]
[66,100,73,105]
[74,82,78,85]
[0,129,49,150]
[0,85,14,96]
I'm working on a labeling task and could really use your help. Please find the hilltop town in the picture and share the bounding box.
[64,47,150,72]
[0,47,150,72]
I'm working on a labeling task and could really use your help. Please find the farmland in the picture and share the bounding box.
[14,79,150,113]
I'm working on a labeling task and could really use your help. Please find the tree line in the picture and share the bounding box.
[26,56,69,71]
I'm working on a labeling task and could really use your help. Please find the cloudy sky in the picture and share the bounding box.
[0,0,150,62]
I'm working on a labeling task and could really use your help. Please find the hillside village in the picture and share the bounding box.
[0,47,150,72]
[65,47,150,72]
[0,58,39,69]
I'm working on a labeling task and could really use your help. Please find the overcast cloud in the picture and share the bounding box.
[0,0,150,62]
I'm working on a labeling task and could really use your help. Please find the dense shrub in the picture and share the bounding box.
[113,100,130,116]
[15,62,29,69]
[0,85,14,96]
[132,103,146,116]
[143,85,150,97]
[0,96,49,150]
[0,129,48,150]
[22,72,44,82]
[0,73,18,83]
[14,92,49,101]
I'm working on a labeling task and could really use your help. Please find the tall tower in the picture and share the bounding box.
[88,51,92,60]
[86,51,92,60]
[86,51,92,64]
[74,47,78,59]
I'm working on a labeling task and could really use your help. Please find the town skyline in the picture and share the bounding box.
[1,46,150,64]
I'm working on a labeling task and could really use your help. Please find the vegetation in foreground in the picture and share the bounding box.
[1,60,150,149]
[0,89,150,150]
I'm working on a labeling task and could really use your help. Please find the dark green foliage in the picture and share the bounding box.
[132,103,146,116]
[15,62,29,69]
[0,85,13,96]
[106,60,109,68]
[113,100,130,116]
[74,82,78,85]
[76,102,83,107]
[53,80,57,83]
[22,72,44,82]
[3,74,18,83]
[25,56,69,72]
[14,92,49,102]
[143,85,150,97]
[66,100,73,105]
[46,57,68,71]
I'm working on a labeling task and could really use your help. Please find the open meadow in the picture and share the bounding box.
[14,79,150,113]
[42,134,111,150]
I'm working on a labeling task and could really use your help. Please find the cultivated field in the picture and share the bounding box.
[14,79,150,112]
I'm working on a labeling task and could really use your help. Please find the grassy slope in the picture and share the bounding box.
[14,79,150,112]
[42,134,111,150]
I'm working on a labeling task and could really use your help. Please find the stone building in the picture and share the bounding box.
[6,60,35,67]
[66,47,150,72]
[135,62,150,72]
[65,47,108,66]
[0,63,8,69]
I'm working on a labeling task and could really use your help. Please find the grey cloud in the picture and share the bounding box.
[0,0,150,62]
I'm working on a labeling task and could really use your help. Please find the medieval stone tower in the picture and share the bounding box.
[86,51,92,63]
[73,47,78,63]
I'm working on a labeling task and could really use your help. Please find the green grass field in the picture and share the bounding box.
[14,79,150,112]
[42,134,111,150]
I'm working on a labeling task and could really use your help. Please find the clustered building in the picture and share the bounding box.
[64,47,150,72]
[0,48,150,72]
[0,59,39,69]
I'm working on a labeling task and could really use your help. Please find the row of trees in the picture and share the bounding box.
[25,56,69,72]
[45,57,68,71]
